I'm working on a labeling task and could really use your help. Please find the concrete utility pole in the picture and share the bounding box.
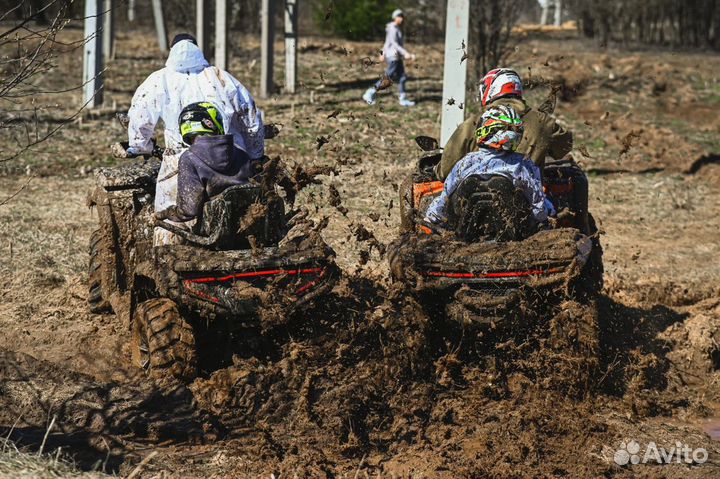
[540,0,549,25]
[215,0,228,71]
[284,0,298,94]
[196,0,212,59]
[128,0,135,22]
[554,0,562,26]
[440,0,470,147]
[102,0,115,61]
[152,0,168,52]
[83,0,104,107]
[261,0,275,98]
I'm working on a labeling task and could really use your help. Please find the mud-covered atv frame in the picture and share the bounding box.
[87,152,338,383]
[393,140,604,331]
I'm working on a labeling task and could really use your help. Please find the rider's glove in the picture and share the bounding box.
[110,142,131,158]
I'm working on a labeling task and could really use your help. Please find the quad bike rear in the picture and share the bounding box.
[87,153,338,383]
[391,141,604,370]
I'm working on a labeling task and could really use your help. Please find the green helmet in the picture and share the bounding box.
[179,102,225,145]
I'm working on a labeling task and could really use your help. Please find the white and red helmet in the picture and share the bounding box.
[478,68,524,107]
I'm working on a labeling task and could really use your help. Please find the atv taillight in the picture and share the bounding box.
[181,267,326,305]
[422,267,564,279]
[184,268,324,284]
[545,180,574,195]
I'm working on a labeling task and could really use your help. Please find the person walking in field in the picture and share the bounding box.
[124,33,264,245]
[362,8,417,107]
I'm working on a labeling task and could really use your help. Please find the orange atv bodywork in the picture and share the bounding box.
[412,181,444,234]
[413,181,444,206]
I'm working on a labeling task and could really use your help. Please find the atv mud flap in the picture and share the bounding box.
[152,245,338,321]
[390,228,592,326]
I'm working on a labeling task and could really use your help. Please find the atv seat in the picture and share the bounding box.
[155,184,285,250]
[447,174,533,243]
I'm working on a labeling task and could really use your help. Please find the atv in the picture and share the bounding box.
[390,137,604,364]
[87,130,338,383]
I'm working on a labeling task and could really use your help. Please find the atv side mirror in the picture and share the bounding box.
[415,135,439,152]
[264,123,282,140]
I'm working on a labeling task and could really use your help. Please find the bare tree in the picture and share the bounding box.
[0,0,90,165]
[567,0,720,49]
[0,0,99,206]
[470,0,521,78]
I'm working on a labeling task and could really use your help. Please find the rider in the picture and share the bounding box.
[362,9,417,107]
[436,68,572,180]
[155,102,255,224]
[125,33,264,244]
[425,105,553,228]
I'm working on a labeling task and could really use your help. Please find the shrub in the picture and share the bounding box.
[314,0,397,41]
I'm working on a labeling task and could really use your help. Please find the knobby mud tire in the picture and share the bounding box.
[132,298,197,383]
[88,229,111,313]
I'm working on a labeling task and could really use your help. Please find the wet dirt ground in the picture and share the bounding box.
[1,26,720,478]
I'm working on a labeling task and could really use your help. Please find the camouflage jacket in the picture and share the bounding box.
[436,97,573,180]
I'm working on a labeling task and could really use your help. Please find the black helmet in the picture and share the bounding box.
[179,102,225,145]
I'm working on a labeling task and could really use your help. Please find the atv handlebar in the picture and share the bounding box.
[111,141,164,160]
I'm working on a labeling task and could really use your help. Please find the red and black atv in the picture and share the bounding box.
[87,126,338,383]
[390,137,603,361]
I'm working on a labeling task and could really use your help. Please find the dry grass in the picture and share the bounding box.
[0,437,113,479]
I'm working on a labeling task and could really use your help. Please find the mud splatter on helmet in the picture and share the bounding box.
[179,102,225,145]
[478,68,523,107]
[475,105,523,151]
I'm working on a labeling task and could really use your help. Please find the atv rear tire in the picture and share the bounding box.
[88,229,111,313]
[132,299,197,383]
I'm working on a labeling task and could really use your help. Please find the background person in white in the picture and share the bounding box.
[126,33,264,245]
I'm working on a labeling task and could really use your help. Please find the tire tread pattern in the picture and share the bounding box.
[134,298,197,383]
[88,229,111,313]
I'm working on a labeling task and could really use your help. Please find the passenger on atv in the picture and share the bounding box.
[154,102,257,226]
[424,105,555,242]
